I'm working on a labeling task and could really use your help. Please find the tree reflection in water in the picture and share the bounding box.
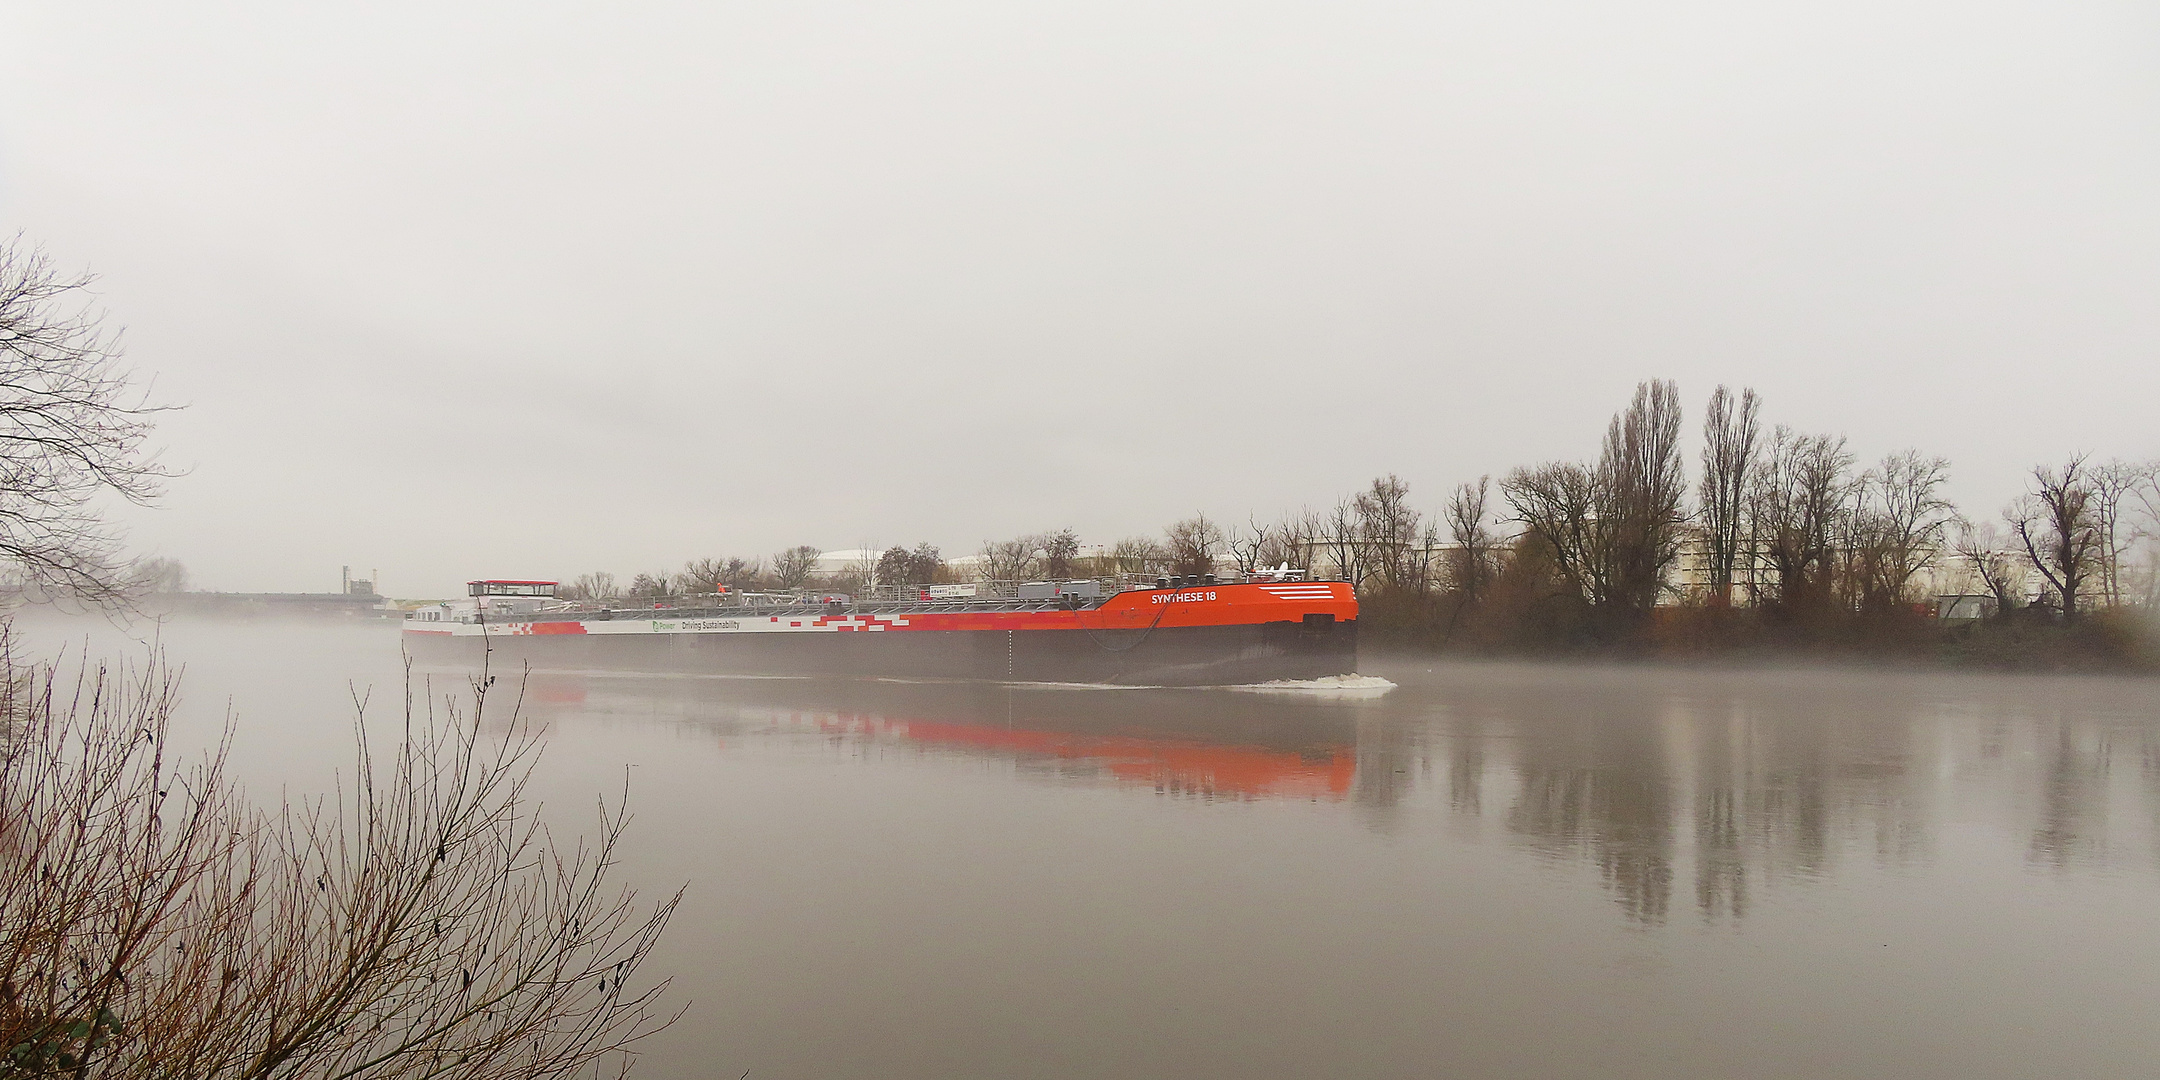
[1408,663,2160,925]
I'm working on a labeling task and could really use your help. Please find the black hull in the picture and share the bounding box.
[405,620,1359,686]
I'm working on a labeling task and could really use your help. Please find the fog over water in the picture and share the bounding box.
[3,2,2158,594]
[19,614,2160,1079]
[6,3,2160,1076]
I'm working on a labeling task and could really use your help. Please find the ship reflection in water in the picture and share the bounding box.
[806,715,1357,801]
[518,673,1366,802]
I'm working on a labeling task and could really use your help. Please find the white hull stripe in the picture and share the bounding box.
[419,614,920,638]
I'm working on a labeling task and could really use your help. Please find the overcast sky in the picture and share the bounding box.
[2,0,2155,596]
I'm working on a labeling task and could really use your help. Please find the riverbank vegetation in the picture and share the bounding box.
[0,638,681,1078]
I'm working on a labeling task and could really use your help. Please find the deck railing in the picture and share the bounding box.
[468,570,1326,624]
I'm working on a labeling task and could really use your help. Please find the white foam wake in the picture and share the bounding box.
[1228,674,1397,696]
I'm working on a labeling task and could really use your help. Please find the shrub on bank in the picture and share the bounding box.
[1362,596,2158,672]
[1938,607,2159,672]
[0,632,681,1079]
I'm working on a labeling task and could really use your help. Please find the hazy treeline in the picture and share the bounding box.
[1251,380,2160,659]
[560,522,1240,600]
[561,545,870,599]
[563,379,2156,662]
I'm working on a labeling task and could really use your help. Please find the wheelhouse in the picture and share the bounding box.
[468,580,557,598]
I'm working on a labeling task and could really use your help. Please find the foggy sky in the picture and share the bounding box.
[2,0,2155,596]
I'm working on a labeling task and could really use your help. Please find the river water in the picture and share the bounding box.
[14,614,2160,1079]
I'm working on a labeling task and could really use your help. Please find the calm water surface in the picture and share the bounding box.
[17,615,2160,1079]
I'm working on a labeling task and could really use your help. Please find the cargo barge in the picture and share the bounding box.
[402,574,1357,686]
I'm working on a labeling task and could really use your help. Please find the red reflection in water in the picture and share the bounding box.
[524,678,589,705]
[815,715,1356,800]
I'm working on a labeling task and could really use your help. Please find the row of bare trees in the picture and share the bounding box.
[1687,390,1965,620]
[977,522,1228,581]
[560,545,828,601]
[580,518,1253,601]
[1470,380,2159,627]
[1991,456,2160,619]
[1203,381,2157,642]
[1519,384,2154,626]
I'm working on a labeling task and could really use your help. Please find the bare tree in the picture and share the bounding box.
[2130,462,2160,607]
[2085,459,2155,607]
[677,558,727,594]
[1353,474,1425,592]
[1414,517,1442,594]
[1953,520,2026,615]
[1255,510,1324,576]
[1697,385,1760,605]
[1162,514,1225,578]
[1319,499,1367,589]
[1498,381,1685,617]
[1226,517,1271,575]
[0,242,173,602]
[1748,426,1855,612]
[127,555,189,595]
[1600,380,1687,612]
[1443,477,1497,603]
[986,539,1021,581]
[566,571,619,602]
[0,636,679,1080]
[627,572,672,599]
[1849,450,1955,610]
[1501,461,1612,607]
[1105,536,1167,577]
[977,537,1038,581]
[718,557,762,591]
[2008,456,2102,619]
[770,545,820,590]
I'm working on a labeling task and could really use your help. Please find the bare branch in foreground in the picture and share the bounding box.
[0,627,682,1079]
